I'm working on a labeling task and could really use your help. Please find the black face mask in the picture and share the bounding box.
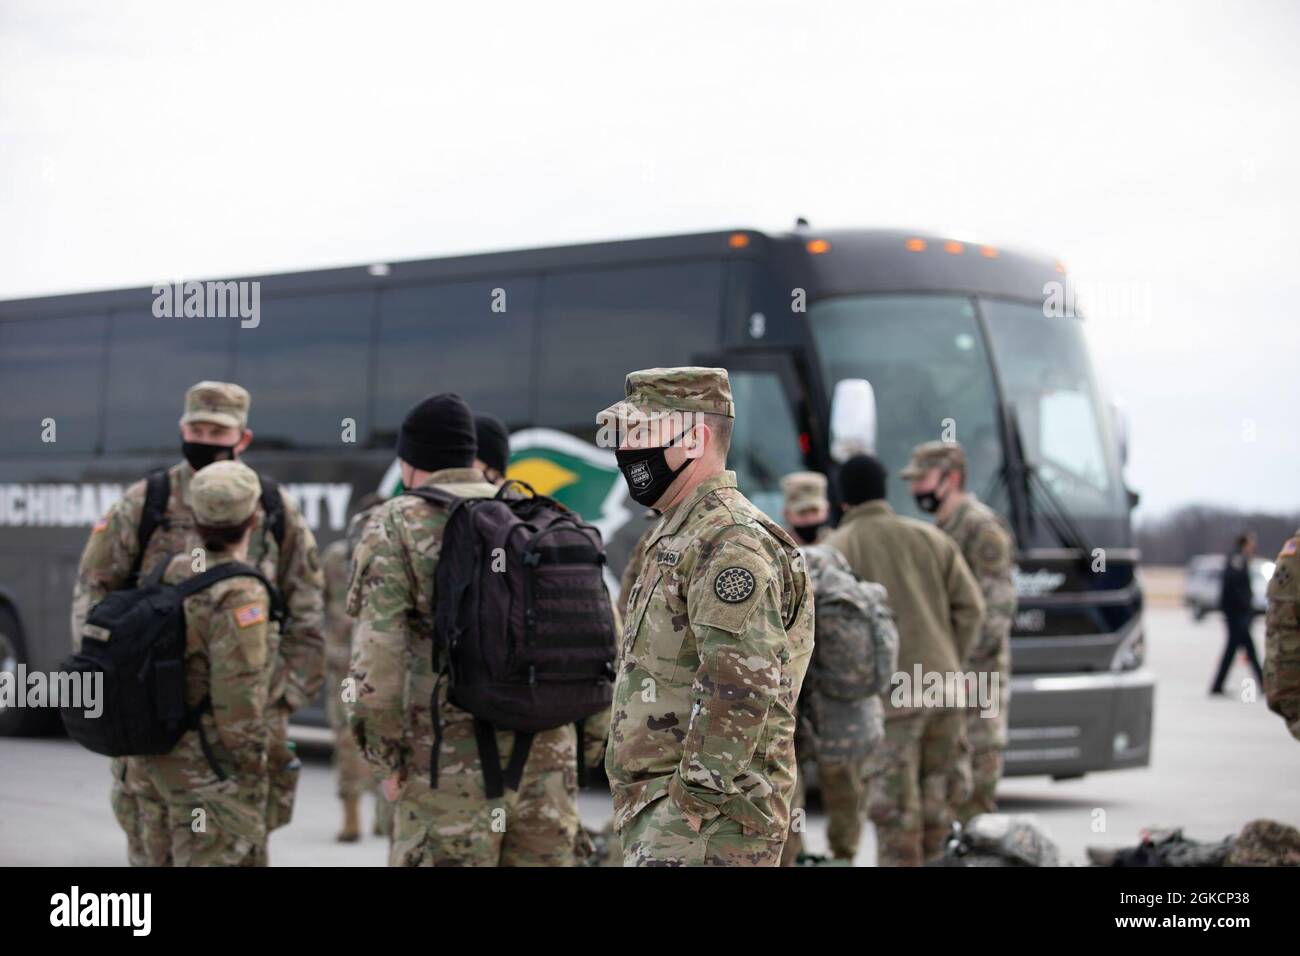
[791,521,825,544]
[182,438,238,471]
[615,432,693,509]
[914,488,944,514]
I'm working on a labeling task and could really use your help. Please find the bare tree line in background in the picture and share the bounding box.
[1136,505,1300,566]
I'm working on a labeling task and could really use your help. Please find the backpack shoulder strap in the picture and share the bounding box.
[258,475,287,549]
[176,562,285,623]
[129,469,171,582]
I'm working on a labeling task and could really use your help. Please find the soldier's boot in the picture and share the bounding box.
[337,797,361,843]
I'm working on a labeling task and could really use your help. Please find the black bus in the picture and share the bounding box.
[0,226,1153,778]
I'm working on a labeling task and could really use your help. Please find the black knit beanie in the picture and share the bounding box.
[838,454,888,505]
[397,393,476,473]
[473,412,510,477]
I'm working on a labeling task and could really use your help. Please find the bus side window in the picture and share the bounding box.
[233,292,376,450]
[0,314,107,456]
[535,261,723,435]
[105,306,235,454]
[374,278,537,441]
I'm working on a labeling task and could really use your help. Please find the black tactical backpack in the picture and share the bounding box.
[407,480,616,797]
[60,559,283,771]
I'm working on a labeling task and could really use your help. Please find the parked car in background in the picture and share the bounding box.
[1184,554,1274,619]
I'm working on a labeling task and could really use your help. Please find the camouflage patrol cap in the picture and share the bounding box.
[598,367,735,429]
[181,381,250,430]
[899,440,967,479]
[191,461,261,527]
[781,471,828,511]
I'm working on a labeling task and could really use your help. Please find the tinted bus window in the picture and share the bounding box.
[536,261,722,433]
[0,315,106,455]
[234,292,375,449]
[105,311,235,453]
[375,279,536,436]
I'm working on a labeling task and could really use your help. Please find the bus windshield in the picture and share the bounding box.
[808,293,1126,524]
[808,295,1005,519]
[979,298,1126,520]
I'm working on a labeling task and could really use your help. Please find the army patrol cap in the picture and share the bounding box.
[191,461,261,527]
[598,367,735,432]
[181,381,251,430]
[781,471,828,511]
[900,440,967,479]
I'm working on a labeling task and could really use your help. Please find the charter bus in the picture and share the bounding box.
[0,227,1153,779]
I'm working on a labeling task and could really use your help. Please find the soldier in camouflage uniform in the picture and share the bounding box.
[825,454,983,866]
[322,494,391,842]
[781,471,885,864]
[136,462,275,866]
[1265,530,1300,742]
[347,393,583,866]
[599,368,814,867]
[904,441,1016,821]
[781,471,832,545]
[71,382,325,866]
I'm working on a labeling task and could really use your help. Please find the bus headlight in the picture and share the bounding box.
[1110,626,1145,672]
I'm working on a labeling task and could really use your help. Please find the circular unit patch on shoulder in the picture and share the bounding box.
[713,566,756,603]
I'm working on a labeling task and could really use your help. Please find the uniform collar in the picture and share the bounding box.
[937,494,975,535]
[838,499,893,526]
[657,469,736,540]
[418,467,486,487]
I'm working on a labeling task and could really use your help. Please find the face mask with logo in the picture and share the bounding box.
[914,486,946,514]
[615,431,693,509]
[790,521,826,544]
[181,437,239,471]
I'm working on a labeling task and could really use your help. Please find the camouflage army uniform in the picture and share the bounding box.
[784,544,896,864]
[1265,531,1300,742]
[618,515,658,615]
[138,552,274,866]
[938,496,1016,820]
[323,534,389,822]
[601,368,814,867]
[824,498,983,866]
[70,383,324,866]
[124,461,274,865]
[347,468,582,866]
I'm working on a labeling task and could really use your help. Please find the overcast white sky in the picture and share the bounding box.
[1,0,1297,519]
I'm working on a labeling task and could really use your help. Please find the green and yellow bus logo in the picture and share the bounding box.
[377,427,632,540]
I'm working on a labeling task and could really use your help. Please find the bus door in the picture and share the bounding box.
[692,352,813,521]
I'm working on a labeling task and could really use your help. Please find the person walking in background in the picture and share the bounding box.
[1210,531,1264,696]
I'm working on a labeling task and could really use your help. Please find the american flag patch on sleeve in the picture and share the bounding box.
[234,603,266,629]
[1283,538,1297,558]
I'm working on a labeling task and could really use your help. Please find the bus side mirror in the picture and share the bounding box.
[830,378,877,463]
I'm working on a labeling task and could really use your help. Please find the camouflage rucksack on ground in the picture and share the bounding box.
[799,545,899,762]
[937,813,1061,867]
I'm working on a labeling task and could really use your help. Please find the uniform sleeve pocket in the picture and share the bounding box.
[691,542,773,636]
